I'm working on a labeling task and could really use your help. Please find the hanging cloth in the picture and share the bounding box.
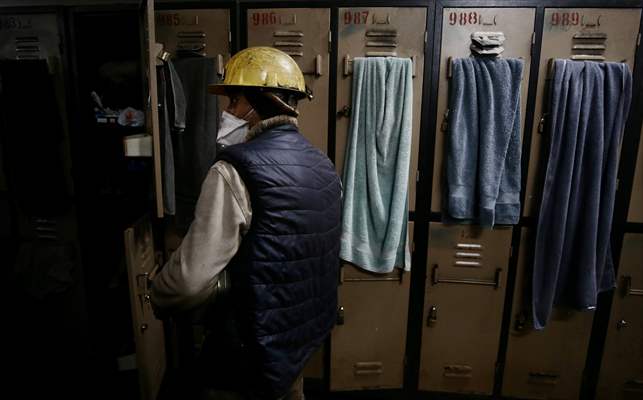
[340,57,413,273]
[532,59,632,329]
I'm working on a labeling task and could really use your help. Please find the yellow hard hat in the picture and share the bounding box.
[208,46,308,99]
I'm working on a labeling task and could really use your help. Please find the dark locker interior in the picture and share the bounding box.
[1,1,642,400]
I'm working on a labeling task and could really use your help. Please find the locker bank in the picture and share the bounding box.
[1,1,641,399]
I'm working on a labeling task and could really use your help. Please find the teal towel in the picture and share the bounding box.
[340,57,413,273]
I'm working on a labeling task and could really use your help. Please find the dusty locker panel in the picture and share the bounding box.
[628,125,643,223]
[420,6,535,396]
[329,6,427,391]
[430,7,535,216]
[246,8,330,154]
[419,223,512,395]
[595,233,643,400]
[523,8,642,218]
[502,229,594,400]
[155,8,231,116]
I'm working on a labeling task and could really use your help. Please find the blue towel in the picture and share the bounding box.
[446,57,524,226]
[532,60,632,330]
[340,57,413,273]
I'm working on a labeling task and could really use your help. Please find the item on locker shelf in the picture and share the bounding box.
[471,32,506,47]
[444,57,523,227]
[470,32,505,57]
[117,107,145,127]
[123,134,152,157]
[532,59,632,330]
[470,43,505,56]
[340,57,412,273]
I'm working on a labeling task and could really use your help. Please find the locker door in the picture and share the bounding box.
[596,234,643,400]
[246,8,330,154]
[628,126,643,223]
[142,0,164,218]
[502,229,594,400]
[335,7,426,213]
[330,222,414,390]
[124,216,166,400]
[155,9,231,116]
[430,7,535,214]
[523,8,642,217]
[419,223,512,395]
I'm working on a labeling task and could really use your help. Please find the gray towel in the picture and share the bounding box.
[446,57,524,226]
[532,59,632,330]
[340,57,413,273]
[173,57,219,233]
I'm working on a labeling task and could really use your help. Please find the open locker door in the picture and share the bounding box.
[122,2,167,400]
[125,216,166,400]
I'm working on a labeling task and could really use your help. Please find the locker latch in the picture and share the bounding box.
[514,313,527,332]
[336,306,345,325]
[538,114,547,134]
[426,305,438,326]
[337,105,351,118]
[441,108,450,132]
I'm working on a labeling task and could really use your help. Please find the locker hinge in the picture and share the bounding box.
[416,170,420,183]
[616,178,620,191]
[637,32,641,47]
[328,31,332,49]
[531,31,536,54]
[424,31,428,44]
[228,31,232,52]
[509,245,513,258]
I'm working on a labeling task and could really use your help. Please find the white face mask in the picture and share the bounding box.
[216,110,250,148]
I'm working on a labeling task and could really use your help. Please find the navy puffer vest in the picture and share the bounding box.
[215,124,341,398]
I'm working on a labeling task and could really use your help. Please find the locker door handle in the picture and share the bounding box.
[354,361,383,376]
[426,305,437,326]
[528,372,560,385]
[443,364,472,378]
[624,380,643,392]
[302,54,323,77]
[617,319,629,330]
[431,265,501,289]
[621,276,643,296]
[216,54,225,77]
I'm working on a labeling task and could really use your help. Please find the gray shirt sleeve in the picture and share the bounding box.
[151,160,252,313]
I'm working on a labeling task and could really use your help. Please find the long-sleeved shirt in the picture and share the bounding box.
[151,161,251,313]
[151,115,299,314]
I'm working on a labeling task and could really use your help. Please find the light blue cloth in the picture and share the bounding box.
[340,57,413,273]
[445,57,524,226]
[532,60,632,330]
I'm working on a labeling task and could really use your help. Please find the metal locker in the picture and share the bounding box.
[419,223,512,395]
[523,8,642,217]
[155,9,231,115]
[0,12,64,191]
[124,216,166,400]
[596,233,643,400]
[628,126,643,223]
[502,229,594,400]
[335,7,426,212]
[330,222,414,391]
[430,8,535,214]
[246,8,330,154]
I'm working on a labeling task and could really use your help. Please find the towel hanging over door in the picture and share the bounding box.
[340,57,413,273]
[532,59,632,330]
[445,57,524,227]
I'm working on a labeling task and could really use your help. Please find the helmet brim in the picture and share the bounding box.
[208,83,308,99]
